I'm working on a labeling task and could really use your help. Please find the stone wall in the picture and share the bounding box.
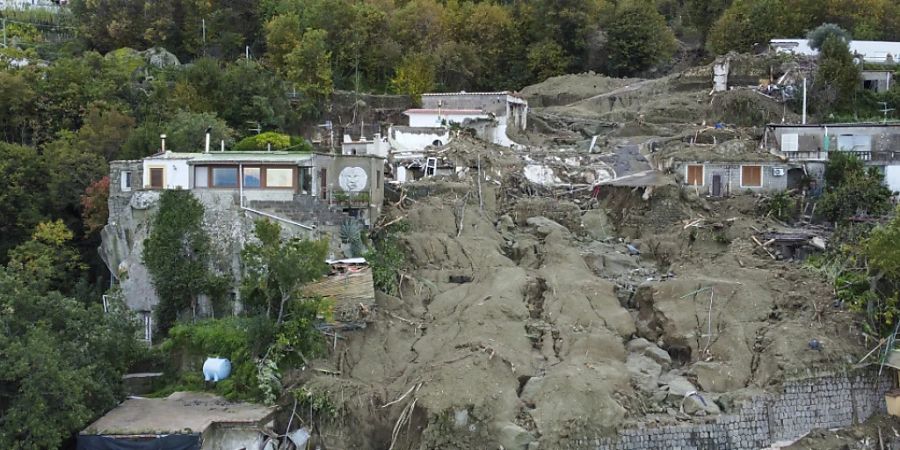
[569,368,893,450]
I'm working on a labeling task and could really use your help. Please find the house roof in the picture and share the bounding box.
[421,91,510,96]
[770,38,900,63]
[767,122,900,129]
[144,151,314,164]
[403,109,488,115]
[81,392,275,436]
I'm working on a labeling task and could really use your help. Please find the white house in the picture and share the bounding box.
[771,38,900,64]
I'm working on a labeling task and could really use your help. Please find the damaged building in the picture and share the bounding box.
[764,123,900,192]
[102,146,384,333]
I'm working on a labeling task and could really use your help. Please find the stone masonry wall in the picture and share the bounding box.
[569,368,893,450]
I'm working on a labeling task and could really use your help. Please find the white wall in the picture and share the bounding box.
[408,112,489,127]
[142,159,190,189]
[886,165,900,193]
[389,128,451,152]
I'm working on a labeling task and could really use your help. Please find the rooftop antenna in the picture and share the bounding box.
[879,102,895,123]
[204,126,211,153]
[160,134,167,152]
[247,121,262,135]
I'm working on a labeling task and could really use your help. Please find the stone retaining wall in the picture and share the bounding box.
[571,368,893,450]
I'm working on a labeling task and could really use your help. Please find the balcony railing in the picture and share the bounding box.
[774,149,900,163]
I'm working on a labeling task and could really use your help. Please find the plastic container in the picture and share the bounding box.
[202,357,232,382]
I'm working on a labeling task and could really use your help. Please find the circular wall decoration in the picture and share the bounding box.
[339,166,368,192]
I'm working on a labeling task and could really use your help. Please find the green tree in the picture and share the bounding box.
[143,190,222,335]
[284,29,334,116]
[75,101,136,161]
[807,23,851,50]
[233,131,292,151]
[814,34,860,113]
[390,52,436,104]
[0,269,141,448]
[162,110,235,152]
[0,71,37,144]
[6,220,87,294]
[82,176,111,235]
[240,219,329,324]
[819,153,891,222]
[605,2,677,77]
[707,0,787,54]
[0,143,48,261]
[526,40,573,83]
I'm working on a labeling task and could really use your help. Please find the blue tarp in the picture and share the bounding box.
[76,434,200,450]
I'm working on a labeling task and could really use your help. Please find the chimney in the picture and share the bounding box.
[160,134,167,152]
[204,127,212,153]
[220,140,225,152]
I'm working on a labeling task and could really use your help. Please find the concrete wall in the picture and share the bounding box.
[142,158,191,189]
[861,71,892,93]
[675,162,789,195]
[886,165,900,193]
[408,111,490,127]
[421,92,510,115]
[202,423,267,450]
[389,126,451,152]
[769,124,900,156]
[570,368,893,450]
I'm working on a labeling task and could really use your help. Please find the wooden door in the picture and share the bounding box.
[712,175,722,197]
[150,167,164,189]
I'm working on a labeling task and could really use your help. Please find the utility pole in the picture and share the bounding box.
[201,19,206,48]
[802,77,807,125]
[2,18,7,49]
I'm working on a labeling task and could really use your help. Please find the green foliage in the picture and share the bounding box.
[234,131,292,151]
[707,0,788,54]
[814,35,861,114]
[160,110,235,152]
[0,269,142,449]
[390,52,435,104]
[365,220,409,296]
[340,219,364,257]
[865,211,900,280]
[526,40,572,82]
[143,190,226,335]
[605,2,677,77]
[819,153,891,223]
[240,219,329,324]
[283,28,334,116]
[765,191,794,222]
[807,23,852,50]
[6,220,87,295]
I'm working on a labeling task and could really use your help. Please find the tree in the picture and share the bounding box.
[0,143,49,261]
[264,13,302,72]
[234,132,292,151]
[526,40,573,83]
[82,176,111,235]
[284,29,334,116]
[75,102,136,161]
[0,71,36,144]
[241,219,329,324]
[390,52,436,104]
[707,0,787,54]
[819,153,891,223]
[807,23,851,50]
[143,190,222,335]
[6,220,87,294]
[0,269,141,448]
[605,2,677,77]
[162,110,235,152]
[815,34,860,113]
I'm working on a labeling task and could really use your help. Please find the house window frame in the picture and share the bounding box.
[740,165,764,188]
[148,166,165,189]
[686,164,704,186]
[121,171,132,192]
[242,166,263,189]
[264,166,296,189]
[209,165,240,188]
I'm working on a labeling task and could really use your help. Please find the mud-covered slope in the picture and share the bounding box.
[300,176,864,449]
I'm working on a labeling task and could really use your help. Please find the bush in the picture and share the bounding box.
[233,131,291,151]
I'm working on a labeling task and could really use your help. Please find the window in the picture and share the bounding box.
[686,165,704,186]
[212,167,238,187]
[194,166,208,188]
[141,311,152,343]
[299,167,312,194]
[781,133,799,152]
[266,168,293,188]
[243,167,261,188]
[741,165,762,187]
[121,171,132,192]
[149,167,164,189]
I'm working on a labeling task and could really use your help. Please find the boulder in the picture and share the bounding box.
[626,353,662,392]
[525,216,569,237]
[497,422,535,450]
[643,346,673,368]
[582,209,613,240]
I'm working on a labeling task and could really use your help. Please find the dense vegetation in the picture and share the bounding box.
[1,0,900,446]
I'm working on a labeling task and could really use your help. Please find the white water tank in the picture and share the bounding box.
[203,357,231,382]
